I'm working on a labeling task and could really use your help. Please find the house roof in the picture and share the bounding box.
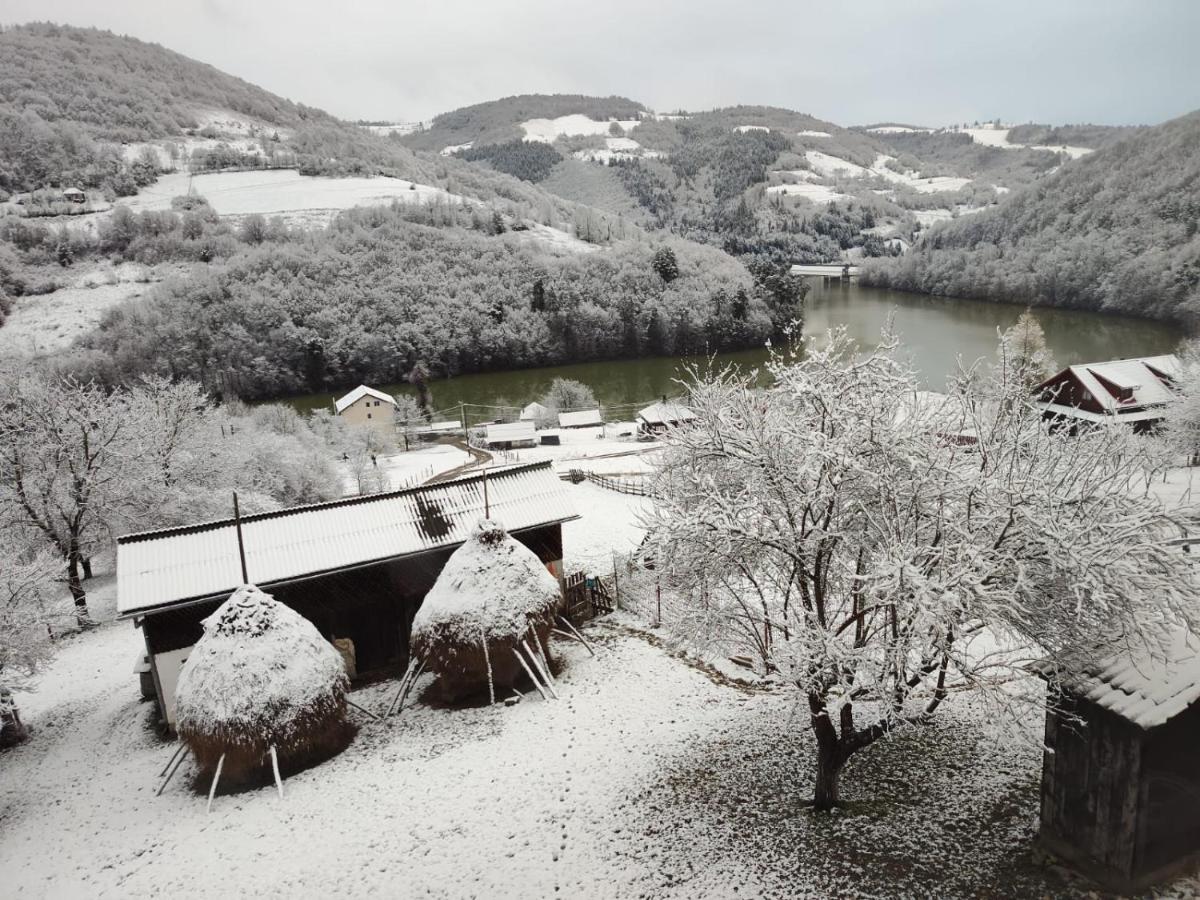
[637,401,696,426]
[1038,355,1181,418]
[116,462,576,617]
[485,421,537,443]
[334,385,396,414]
[1037,627,1200,730]
[557,409,603,428]
[519,402,549,421]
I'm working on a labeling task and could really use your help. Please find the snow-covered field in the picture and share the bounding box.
[767,182,850,204]
[336,443,472,494]
[521,115,640,143]
[118,169,463,223]
[962,127,1093,160]
[0,261,178,356]
[796,129,831,138]
[866,125,932,134]
[802,151,973,194]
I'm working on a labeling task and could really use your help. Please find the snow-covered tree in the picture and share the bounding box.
[647,330,1198,810]
[1163,339,1200,464]
[0,541,61,694]
[0,374,140,621]
[541,378,597,415]
[994,309,1057,395]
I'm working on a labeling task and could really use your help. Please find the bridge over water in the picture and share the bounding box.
[790,264,860,280]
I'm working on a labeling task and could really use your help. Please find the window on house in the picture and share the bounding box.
[367,413,372,419]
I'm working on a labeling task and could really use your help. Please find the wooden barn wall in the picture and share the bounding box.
[1040,691,1143,881]
[1135,703,1200,878]
[141,523,565,673]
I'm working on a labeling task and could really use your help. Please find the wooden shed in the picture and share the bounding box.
[117,462,576,728]
[637,399,696,435]
[1033,355,1180,434]
[1037,629,1200,892]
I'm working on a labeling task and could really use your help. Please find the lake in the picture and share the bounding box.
[282,282,1183,421]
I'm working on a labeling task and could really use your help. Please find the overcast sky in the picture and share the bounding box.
[7,0,1200,127]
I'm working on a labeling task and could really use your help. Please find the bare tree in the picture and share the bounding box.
[0,539,63,745]
[647,331,1198,810]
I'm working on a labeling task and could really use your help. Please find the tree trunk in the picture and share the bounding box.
[82,557,93,580]
[813,744,845,811]
[67,546,89,624]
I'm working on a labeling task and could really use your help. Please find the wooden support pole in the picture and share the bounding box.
[206,753,225,814]
[157,745,191,796]
[233,492,249,584]
[557,615,596,655]
[269,745,284,800]
[521,639,558,699]
[387,658,418,717]
[552,628,596,657]
[394,659,425,717]
[482,636,495,705]
[345,698,383,722]
[159,741,186,777]
[512,647,549,700]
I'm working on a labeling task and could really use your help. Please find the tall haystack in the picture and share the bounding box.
[411,519,561,702]
[175,585,353,785]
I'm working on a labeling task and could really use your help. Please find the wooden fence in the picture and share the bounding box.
[571,470,658,498]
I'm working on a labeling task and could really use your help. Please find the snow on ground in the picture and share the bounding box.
[766,182,850,204]
[521,115,640,142]
[962,128,1093,160]
[734,125,770,133]
[507,222,602,254]
[336,443,471,494]
[796,130,831,137]
[360,122,426,137]
[561,482,651,571]
[0,261,180,356]
[804,150,870,178]
[118,169,465,223]
[439,141,474,156]
[800,152,973,195]
[866,125,932,134]
[912,205,987,228]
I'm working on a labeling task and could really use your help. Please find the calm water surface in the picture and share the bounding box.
[282,283,1182,418]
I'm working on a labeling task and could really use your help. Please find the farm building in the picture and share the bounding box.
[1037,628,1200,891]
[558,408,603,429]
[520,402,549,422]
[61,187,86,203]
[116,462,576,728]
[1033,355,1181,433]
[637,400,696,435]
[334,384,397,435]
[484,420,537,449]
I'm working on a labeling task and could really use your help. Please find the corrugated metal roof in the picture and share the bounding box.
[558,409,603,428]
[1038,628,1200,730]
[334,385,396,414]
[117,462,575,617]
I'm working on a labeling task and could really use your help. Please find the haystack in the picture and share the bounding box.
[175,585,353,786]
[411,519,561,702]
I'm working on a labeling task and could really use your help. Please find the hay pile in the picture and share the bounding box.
[175,585,353,784]
[411,519,561,702]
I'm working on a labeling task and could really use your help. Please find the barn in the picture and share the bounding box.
[1033,355,1181,433]
[1037,628,1200,891]
[558,408,603,429]
[484,420,537,449]
[117,462,576,728]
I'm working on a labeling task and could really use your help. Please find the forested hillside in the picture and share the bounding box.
[68,205,804,399]
[862,110,1200,322]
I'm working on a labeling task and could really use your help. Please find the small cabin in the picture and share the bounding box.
[334,384,397,435]
[1037,629,1200,892]
[520,401,549,423]
[637,400,696,435]
[116,462,576,728]
[1033,355,1181,433]
[558,408,603,429]
[484,420,537,449]
[61,187,86,204]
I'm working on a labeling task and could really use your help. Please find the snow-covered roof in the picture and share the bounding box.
[411,419,461,434]
[116,462,576,616]
[334,385,396,414]
[637,401,696,426]
[1041,355,1180,418]
[558,409,603,428]
[485,421,537,444]
[1039,628,1200,730]
[520,402,549,421]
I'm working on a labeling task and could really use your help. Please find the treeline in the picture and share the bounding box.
[1006,123,1143,149]
[65,205,804,399]
[862,110,1200,322]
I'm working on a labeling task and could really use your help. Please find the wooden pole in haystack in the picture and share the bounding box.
[233,492,249,584]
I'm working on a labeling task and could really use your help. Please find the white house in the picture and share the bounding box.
[334,385,397,435]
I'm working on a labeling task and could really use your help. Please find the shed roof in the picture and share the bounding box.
[116,462,575,617]
[1037,355,1180,419]
[558,409,603,428]
[485,421,537,443]
[334,385,396,414]
[1038,628,1200,730]
[638,401,696,426]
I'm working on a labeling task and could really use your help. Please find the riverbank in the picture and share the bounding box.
[276,282,1181,416]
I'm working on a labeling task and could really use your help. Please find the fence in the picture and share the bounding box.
[572,470,658,498]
